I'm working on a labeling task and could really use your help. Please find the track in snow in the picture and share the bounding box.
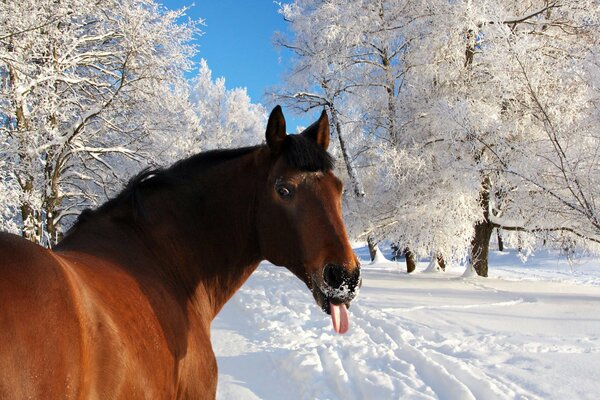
[212,253,600,400]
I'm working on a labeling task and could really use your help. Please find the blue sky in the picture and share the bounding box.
[161,0,311,130]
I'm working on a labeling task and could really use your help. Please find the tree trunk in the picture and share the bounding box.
[391,243,401,261]
[43,177,61,246]
[10,65,42,244]
[328,106,365,197]
[380,47,398,146]
[436,254,446,271]
[471,221,494,277]
[465,29,476,67]
[20,179,41,244]
[497,228,504,252]
[405,248,416,273]
[367,236,377,261]
[470,176,493,277]
[45,45,62,247]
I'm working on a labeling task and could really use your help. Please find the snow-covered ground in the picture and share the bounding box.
[211,247,600,400]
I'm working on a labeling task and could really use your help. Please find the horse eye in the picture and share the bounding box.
[277,185,292,199]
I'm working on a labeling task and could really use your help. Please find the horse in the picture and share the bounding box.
[0,106,361,399]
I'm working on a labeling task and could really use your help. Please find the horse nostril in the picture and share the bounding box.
[323,264,345,288]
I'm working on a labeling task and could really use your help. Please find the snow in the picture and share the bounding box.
[211,246,600,399]
[423,257,443,274]
[370,244,396,265]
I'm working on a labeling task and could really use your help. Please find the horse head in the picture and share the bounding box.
[256,106,361,334]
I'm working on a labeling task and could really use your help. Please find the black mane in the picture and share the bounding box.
[70,137,334,230]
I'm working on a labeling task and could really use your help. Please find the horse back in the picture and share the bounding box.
[0,232,217,399]
[0,232,84,399]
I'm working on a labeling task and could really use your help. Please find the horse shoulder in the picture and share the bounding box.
[0,233,218,399]
[0,233,85,399]
[56,251,219,399]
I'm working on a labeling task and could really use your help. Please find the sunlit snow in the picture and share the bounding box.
[212,245,600,400]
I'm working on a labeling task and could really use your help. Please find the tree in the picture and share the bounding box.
[277,0,481,267]
[0,0,199,245]
[276,0,600,276]
[275,0,367,199]
[404,0,600,275]
[190,59,266,150]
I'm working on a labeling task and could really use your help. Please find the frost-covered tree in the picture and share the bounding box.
[276,0,480,266]
[0,0,198,245]
[275,0,367,198]
[277,0,600,276]
[190,59,266,150]
[404,0,600,275]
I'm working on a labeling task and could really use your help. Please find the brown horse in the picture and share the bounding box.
[0,106,360,399]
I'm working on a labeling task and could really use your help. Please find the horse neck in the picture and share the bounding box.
[58,148,269,321]
[171,150,268,318]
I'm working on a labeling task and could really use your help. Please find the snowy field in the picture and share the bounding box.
[211,246,600,400]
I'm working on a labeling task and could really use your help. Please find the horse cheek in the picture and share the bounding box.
[257,203,295,267]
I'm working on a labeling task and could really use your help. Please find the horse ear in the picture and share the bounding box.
[302,109,330,150]
[266,105,287,154]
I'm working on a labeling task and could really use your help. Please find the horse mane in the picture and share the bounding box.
[70,136,334,230]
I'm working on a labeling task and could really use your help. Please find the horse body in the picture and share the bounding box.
[0,107,360,399]
[0,235,220,399]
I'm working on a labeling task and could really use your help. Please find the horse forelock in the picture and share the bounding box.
[280,134,334,172]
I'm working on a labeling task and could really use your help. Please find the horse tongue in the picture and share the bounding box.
[330,303,349,334]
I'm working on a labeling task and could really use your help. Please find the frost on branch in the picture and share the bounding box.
[276,0,600,274]
[0,0,199,246]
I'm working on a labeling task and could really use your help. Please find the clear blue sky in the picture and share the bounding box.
[160,0,311,130]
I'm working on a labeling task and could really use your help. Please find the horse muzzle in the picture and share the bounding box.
[311,263,361,334]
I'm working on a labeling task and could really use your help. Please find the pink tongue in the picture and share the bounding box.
[330,303,349,334]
